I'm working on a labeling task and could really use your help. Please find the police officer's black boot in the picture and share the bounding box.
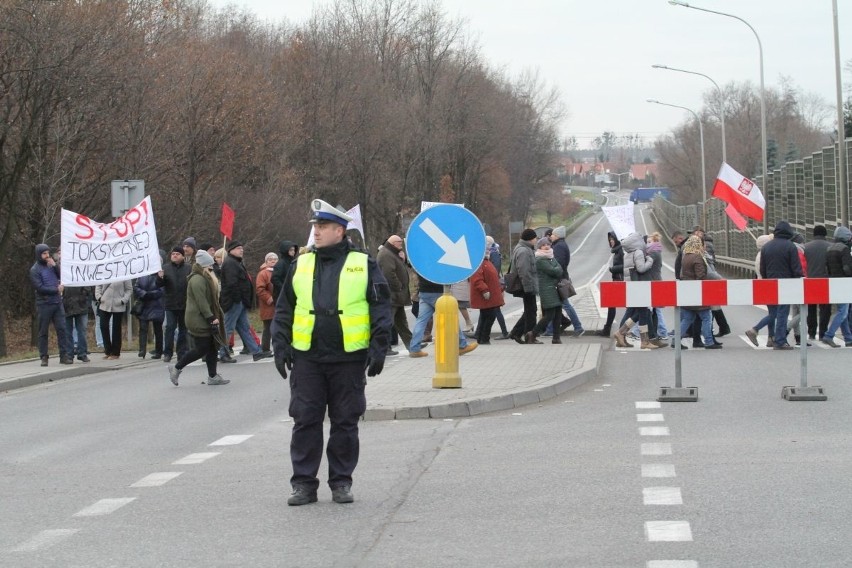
[331,484,354,504]
[288,486,318,506]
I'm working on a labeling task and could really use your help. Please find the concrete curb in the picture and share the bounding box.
[0,358,154,393]
[362,344,602,421]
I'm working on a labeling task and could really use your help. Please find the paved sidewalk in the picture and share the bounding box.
[1,287,606,420]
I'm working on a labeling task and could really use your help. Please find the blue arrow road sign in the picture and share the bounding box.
[405,204,486,285]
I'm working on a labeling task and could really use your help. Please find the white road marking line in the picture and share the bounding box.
[570,215,606,256]
[645,520,693,542]
[130,472,183,488]
[647,561,699,568]
[639,427,670,436]
[594,388,604,392]
[73,498,136,517]
[642,443,673,456]
[173,452,221,465]
[11,529,79,552]
[637,414,665,422]
[636,401,661,409]
[642,464,677,478]
[643,487,683,505]
[209,435,253,446]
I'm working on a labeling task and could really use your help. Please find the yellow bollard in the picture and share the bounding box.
[432,288,461,388]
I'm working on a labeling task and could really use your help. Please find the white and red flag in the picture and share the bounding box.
[711,162,765,221]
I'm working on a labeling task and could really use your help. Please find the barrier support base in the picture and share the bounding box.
[657,387,699,402]
[781,386,827,401]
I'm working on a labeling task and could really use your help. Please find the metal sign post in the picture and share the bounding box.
[782,303,827,401]
[658,305,698,402]
[110,180,145,344]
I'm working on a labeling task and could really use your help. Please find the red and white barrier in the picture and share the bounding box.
[599,278,852,308]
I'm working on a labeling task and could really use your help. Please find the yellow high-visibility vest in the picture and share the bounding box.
[291,251,370,352]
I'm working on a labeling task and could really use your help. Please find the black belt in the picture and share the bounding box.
[310,309,343,316]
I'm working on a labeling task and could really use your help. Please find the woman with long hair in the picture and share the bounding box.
[168,250,229,386]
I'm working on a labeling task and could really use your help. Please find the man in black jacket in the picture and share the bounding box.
[803,225,832,340]
[217,241,271,362]
[759,220,803,350]
[820,226,852,347]
[156,246,190,362]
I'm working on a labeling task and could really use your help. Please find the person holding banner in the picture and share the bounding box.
[95,279,133,359]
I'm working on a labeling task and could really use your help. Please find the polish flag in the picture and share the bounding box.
[711,162,765,221]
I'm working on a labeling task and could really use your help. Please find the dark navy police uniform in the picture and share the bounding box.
[272,234,391,498]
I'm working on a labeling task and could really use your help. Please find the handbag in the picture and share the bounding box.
[130,301,144,317]
[504,271,523,295]
[556,277,576,301]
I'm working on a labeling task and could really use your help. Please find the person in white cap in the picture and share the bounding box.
[272,199,392,506]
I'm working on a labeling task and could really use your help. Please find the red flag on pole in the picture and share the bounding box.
[724,202,748,231]
[220,202,235,239]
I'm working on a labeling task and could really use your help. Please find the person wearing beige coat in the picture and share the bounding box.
[95,279,133,358]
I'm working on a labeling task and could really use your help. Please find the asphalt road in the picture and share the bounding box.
[3,201,852,567]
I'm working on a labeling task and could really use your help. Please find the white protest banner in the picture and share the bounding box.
[61,195,162,286]
[601,204,635,240]
[420,201,465,211]
[306,204,365,247]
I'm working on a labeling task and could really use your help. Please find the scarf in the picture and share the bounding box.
[535,248,554,259]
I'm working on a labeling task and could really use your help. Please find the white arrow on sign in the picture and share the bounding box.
[418,218,471,269]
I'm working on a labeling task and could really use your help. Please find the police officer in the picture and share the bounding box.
[272,199,392,506]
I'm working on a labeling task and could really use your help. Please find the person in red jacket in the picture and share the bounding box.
[469,245,505,345]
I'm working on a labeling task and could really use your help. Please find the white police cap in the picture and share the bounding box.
[309,199,352,226]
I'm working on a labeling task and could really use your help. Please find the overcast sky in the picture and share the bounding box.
[209,0,850,149]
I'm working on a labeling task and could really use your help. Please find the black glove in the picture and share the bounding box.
[274,344,295,380]
[365,354,385,377]
[274,357,288,380]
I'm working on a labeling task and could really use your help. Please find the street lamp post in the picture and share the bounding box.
[651,64,726,164]
[653,63,732,253]
[668,0,768,233]
[647,99,707,227]
[833,0,848,227]
[607,171,630,192]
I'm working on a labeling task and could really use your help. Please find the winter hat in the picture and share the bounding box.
[813,225,828,237]
[834,226,852,243]
[552,226,567,239]
[520,228,537,241]
[227,240,243,252]
[195,250,215,268]
[182,237,197,251]
[486,235,495,247]
[536,237,551,249]
[171,245,185,255]
[199,242,213,252]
